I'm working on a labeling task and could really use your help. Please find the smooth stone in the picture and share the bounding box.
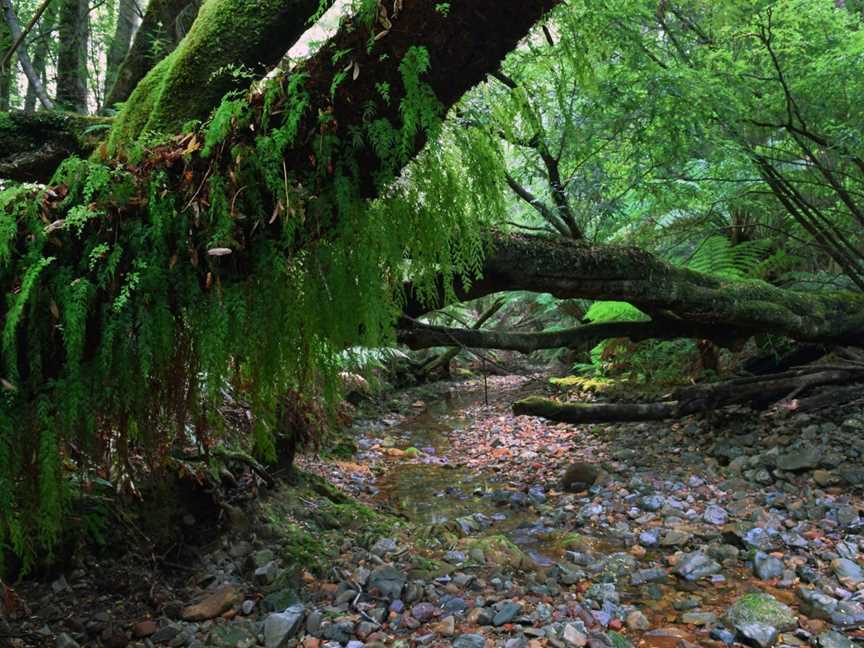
[674,551,721,581]
[453,634,487,648]
[493,601,522,626]
[832,558,864,584]
[264,605,306,648]
[368,566,406,600]
[736,622,777,647]
[753,552,784,581]
[815,630,855,648]
[777,447,822,471]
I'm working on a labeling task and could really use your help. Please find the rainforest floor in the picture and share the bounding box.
[4,373,864,648]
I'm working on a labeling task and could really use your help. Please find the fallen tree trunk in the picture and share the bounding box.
[0,1,563,565]
[0,111,111,182]
[398,316,740,353]
[404,233,864,347]
[513,367,864,423]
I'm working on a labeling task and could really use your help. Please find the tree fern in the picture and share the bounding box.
[685,236,771,279]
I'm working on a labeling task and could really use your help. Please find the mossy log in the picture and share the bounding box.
[0,111,111,182]
[513,367,864,423]
[399,316,740,353]
[405,233,864,347]
[106,0,325,147]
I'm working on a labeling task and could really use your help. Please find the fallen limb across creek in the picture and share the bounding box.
[513,366,864,423]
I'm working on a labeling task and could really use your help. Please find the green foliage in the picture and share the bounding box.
[0,36,481,571]
[584,301,648,323]
[684,236,771,280]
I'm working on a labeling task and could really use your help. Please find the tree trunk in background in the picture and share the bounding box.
[102,0,195,110]
[56,0,89,112]
[24,0,59,112]
[1,0,54,109]
[0,20,10,110]
[103,0,144,102]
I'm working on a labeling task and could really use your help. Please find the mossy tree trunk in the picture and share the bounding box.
[102,0,198,111]
[105,0,327,146]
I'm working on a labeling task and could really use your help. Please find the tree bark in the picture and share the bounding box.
[0,0,54,110]
[0,111,111,182]
[104,0,142,100]
[106,0,326,143]
[23,0,58,113]
[405,233,864,347]
[0,19,10,110]
[102,0,196,110]
[513,368,864,423]
[56,0,89,112]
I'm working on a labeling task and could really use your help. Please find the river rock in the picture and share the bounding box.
[453,634,487,648]
[264,605,305,648]
[493,601,522,626]
[816,631,855,648]
[753,552,784,581]
[777,446,822,471]
[181,584,242,621]
[411,602,437,623]
[368,566,406,600]
[832,558,864,585]
[798,588,838,620]
[561,463,602,492]
[724,593,796,633]
[56,634,81,648]
[736,622,778,647]
[674,551,720,581]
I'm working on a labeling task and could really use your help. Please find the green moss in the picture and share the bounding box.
[458,534,527,570]
[107,0,324,149]
[724,593,797,631]
[259,471,401,572]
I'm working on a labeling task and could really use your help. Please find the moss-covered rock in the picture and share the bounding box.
[458,534,527,570]
[724,593,797,632]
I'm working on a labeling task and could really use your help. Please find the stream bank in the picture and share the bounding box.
[5,374,864,648]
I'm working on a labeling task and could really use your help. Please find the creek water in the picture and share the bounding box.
[365,390,575,567]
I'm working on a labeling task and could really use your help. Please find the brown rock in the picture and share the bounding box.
[561,463,603,492]
[431,615,456,636]
[181,584,242,621]
[132,620,157,638]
